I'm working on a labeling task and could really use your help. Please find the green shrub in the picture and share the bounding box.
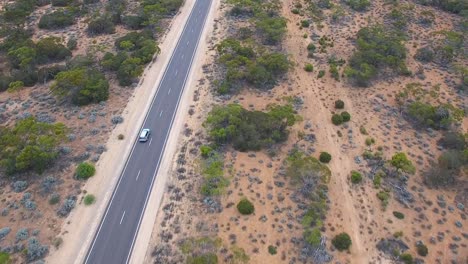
[268,245,277,255]
[317,70,325,78]
[76,162,96,179]
[36,37,71,64]
[51,68,109,105]
[187,253,218,264]
[1,0,36,25]
[373,173,382,188]
[407,102,462,130]
[307,43,316,54]
[304,63,314,72]
[438,132,466,150]
[390,152,416,174]
[200,145,213,158]
[87,16,115,35]
[331,114,343,125]
[84,194,96,205]
[301,20,310,28]
[200,152,228,196]
[416,243,428,256]
[393,211,405,219]
[38,10,75,29]
[237,198,254,215]
[304,228,321,246]
[365,137,375,146]
[122,15,146,30]
[49,194,60,205]
[341,111,351,122]
[0,252,11,264]
[332,232,352,251]
[204,104,297,151]
[345,0,370,11]
[319,152,332,163]
[38,65,67,83]
[345,25,408,87]
[0,118,67,175]
[350,171,362,184]
[377,190,390,208]
[67,38,77,50]
[334,100,345,109]
[400,253,413,264]
[255,16,287,45]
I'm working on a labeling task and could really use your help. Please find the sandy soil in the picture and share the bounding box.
[119,0,468,263]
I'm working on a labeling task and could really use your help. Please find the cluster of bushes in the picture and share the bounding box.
[416,0,467,14]
[332,232,352,251]
[51,66,109,105]
[345,25,409,87]
[344,0,370,11]
[286,150,331,248]
[87,16,115,35]
[203,104,298,151]
[0,117,67,175]
[415,31,464,64]
[1,0,36,25]
[101,30,160,86]
[179,237,221,264]
[38,9,76,29]
[425,131,467,187]
[406,101,463,129]
[216,38,290,93]
[331,111,351,125]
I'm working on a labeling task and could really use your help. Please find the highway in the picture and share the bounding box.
[84,0,212,263]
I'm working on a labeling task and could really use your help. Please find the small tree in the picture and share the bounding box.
[84,194,96,205]
[237,198,254,215]
[319,152,332,163]
[390,152,415,174]
[416,243,428,256]
[76,162,96,179]
[332,232,352,251]
[350,171,362,184]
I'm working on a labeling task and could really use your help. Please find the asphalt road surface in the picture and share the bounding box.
[84,0,212,263]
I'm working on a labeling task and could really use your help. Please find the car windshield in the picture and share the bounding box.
[140,131,147,138]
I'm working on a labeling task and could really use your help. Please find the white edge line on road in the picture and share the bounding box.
[125,0,213,263]
[83,0,200,262]
[120,211,126,225]
[148,138,152,146]
[136,170,141,181]
[160,110,163,116]
[175,70,178,76]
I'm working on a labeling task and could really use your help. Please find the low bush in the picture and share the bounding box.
[36,37,71,64]
[416,243,428,256]
[187,253,218,264]
[200,152,229,196]
[304,228,321,247]
[317,70,325,78]
[365,137,375,146]
[331,114,343,125]
[406,102,463,129]
[87,16,115,35]
[393,211,405,219]
[350,171,362,184]
[255,15,287,45]
[334,100,345,109]
[57,196,76,217]
[344,0,370,11]
[332,232,352,251]
[237,198,254,215]
[377,190,390,208]
[200,145,213,158]
[301,20,310,28]
[38,10,75,29]
[26,237,48,261]
[0,227,11,240]
[75,162,95,179]
[319,152,332,163]
[414,47,434,62]
[49,193,60,205]
[16,228,29,241]
[438,132,466,150]
[51,0,74,7]
[268,245,277,255]
[304,63,314,72]
[400,253,413,264]
[341,111,351,122]
[84,194,96,205]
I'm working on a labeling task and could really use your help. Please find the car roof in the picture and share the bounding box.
[140,129,149,137]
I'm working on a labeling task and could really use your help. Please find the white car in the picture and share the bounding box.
[138,129,151,142]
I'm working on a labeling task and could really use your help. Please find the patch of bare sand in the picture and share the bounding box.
[45,1,198,263]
